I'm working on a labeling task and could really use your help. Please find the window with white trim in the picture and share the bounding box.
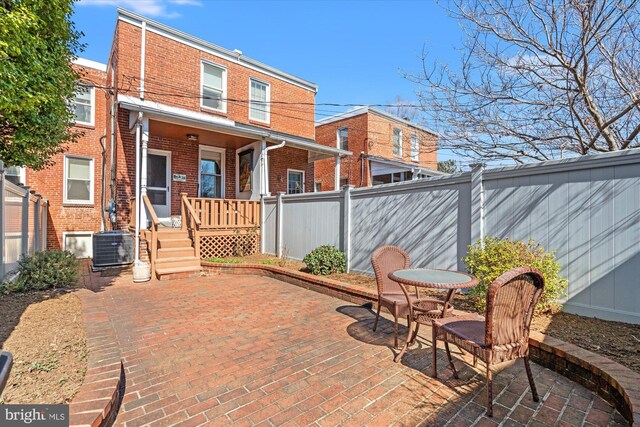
[72,85,94,125]
[5,166,25,186]
[393,128,402,157]
[287,170,304,194]
[64,156,94,204]
[202,62,226,112]
[337,127,348,150]
[410,133,419,161]
[64,232,93,258]
[249,79,270,123]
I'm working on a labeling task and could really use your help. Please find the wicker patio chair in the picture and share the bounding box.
[431,267,545,417]
[371,246,415,349]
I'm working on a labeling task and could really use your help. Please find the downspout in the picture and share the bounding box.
[360,152,365,187]
[262,140,286,196]
[99,135,107,231]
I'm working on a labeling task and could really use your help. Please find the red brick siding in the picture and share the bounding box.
[115,20,315,140]
[314,112,438,189]
[26,64,107,250]
[315,114,369,190]
[367,112,437,169]
[268,146,313,194]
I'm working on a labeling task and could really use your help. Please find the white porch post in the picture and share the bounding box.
[134,115,141,263]
[140,116,149,228]
[334,156,341,191]
[259,138,268,196]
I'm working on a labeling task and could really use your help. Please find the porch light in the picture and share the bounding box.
[186,133,199,142]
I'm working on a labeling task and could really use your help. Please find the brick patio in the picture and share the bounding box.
[79,273,627,426]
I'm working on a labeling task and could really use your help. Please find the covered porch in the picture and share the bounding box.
[367,155,443,185]
[119,94,349,277]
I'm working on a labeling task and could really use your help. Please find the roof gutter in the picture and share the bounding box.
[262,141,286,196]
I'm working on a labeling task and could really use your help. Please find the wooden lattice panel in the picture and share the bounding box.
[199,231,259,259]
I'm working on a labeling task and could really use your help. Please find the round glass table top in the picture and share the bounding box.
[389,268,478,289]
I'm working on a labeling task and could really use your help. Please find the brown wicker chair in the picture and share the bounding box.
[371,246,416,349]
[431,267,545,417]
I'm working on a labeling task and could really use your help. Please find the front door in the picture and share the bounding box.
[146,150,171,218]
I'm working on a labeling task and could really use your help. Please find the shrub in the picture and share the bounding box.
[303,246,346,276]
[6,250,79,293]
[205,257,243,264]
[463,237,567,313]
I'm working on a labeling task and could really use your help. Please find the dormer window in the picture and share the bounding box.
[201,61,227,112]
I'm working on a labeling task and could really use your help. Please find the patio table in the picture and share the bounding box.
[388,268,478,363]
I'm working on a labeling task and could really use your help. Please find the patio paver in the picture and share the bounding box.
[79,273,627,426]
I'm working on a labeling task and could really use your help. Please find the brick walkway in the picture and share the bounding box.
[81,273,626,426]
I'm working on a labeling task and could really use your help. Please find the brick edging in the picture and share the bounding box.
[202,262,640,425]
[70,289,124,427]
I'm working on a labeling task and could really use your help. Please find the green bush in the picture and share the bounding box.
[303,245,346,276]
[4,250,79,293]
[463,237,567,313]
[205,257,243,264]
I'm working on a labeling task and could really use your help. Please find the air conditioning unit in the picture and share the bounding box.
[92,231,134,268]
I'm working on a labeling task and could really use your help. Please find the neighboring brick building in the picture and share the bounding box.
[23,59,108,254]
[314,107,442,190]
[17,8,348,261]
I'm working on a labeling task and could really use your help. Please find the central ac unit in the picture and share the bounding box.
[92,231,134,268]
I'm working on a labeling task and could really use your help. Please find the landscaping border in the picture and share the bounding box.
[69,289,124,427]
[202,261,640,425]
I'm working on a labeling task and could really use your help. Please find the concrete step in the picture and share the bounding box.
[157,238,193,249]
[157,247,195,259]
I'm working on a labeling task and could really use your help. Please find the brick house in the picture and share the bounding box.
[314,106,442,191]
[17,8,348,278]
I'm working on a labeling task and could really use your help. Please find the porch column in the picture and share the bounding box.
[140,116,149,228]
[259,138,268,196]
[134,114,141,263]
[334,156,341,191]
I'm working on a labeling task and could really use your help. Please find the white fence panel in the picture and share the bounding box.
[261,150,640,324]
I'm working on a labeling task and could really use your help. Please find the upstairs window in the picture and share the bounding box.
[393,128,402,157]
[249,79,270,123]
[202,62,226,112]
[72,85,94,126]
[337,127,348,150]
[411,133,419,161]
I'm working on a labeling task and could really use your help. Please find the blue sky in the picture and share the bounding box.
[75,0,465,162]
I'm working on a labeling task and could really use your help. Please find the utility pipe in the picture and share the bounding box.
[98,135,107,231]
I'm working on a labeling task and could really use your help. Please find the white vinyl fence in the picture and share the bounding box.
[0,165,48,278]
[262,149,640,324]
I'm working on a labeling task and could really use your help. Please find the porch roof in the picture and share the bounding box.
[367,155,444,177]
[118,94,351,161]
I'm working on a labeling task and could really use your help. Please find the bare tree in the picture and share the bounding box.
[384,96,420,121]
[411,0,640,163]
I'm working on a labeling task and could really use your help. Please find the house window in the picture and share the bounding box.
[72,85,94,126]
[64,156,93,204]
[393,128,402,157]
[287,170,304,194]
[63,232,93,258]
[200,149,223,198]
[201,62,226,112]
[337,127,348,150]
[411,133,419,161]
[5,166,25,186]
[249,79,270,123]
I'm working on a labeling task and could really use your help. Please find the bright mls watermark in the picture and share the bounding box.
[2,405,69,426]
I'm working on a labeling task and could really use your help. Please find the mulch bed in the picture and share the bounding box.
[0,290,87,404]
[217,254,640,373]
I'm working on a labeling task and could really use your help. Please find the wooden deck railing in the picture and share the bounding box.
[186,197,260,229]
[142,195,160,273]
[181,193,202,259]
